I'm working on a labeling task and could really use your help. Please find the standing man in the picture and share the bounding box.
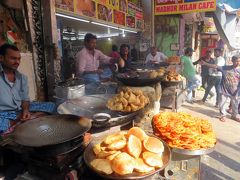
[201,56,240,122]
[75,33,112,84]
[193,49,215,97]
[201,48,225,106]
[145,46,168,65]
[181,47,201,103]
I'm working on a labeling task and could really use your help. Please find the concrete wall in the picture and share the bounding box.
[18,53,37,100]
[155,15,180,57]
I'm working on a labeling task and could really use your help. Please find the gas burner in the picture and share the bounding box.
[26,145,85,179]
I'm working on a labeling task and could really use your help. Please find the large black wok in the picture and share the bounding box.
[12,114,91,147]
[115,71,162,86]
[57,94,140,128]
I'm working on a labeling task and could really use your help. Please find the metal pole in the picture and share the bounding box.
[151,0,155,46]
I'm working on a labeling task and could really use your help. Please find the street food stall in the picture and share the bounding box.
[0,1,219,180]
[0,79,216,179]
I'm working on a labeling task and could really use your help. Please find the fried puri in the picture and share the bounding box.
[111,152,135,175]
[142,152,163,168]
[134,158,155,173]
[90,159,113,175]
[127,135,142,158]
[143,137,164,154]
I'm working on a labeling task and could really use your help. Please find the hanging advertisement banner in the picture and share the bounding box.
[155,0,216,15]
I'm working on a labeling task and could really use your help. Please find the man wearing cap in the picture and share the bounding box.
[181,47,201,103]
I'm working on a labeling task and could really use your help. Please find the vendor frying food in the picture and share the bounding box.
[0,44,56,133]
[145,46,168,66]
[75,33,113,84]
[0,44,56,179]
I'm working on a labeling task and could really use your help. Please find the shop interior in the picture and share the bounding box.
[56,14,141,79]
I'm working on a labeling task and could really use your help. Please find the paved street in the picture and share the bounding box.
[179,91,240,180]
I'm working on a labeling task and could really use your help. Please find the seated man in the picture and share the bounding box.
[0,44,56,133]
[145,46,168,66]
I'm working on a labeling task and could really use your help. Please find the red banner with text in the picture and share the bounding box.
[155,0,216,15]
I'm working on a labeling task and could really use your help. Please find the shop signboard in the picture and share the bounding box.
[154,0,216,15]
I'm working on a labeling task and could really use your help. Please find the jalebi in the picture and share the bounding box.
[153,112,216,150]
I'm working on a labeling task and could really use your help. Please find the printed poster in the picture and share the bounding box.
[108,0,119,9]
[75,0,96,18]
[55,0,74,12]
[128,2,136,16]
[114,10,125,26]
[97,3,113,22]
[126,15,135,28]
[136,19,143,29]
[119,0,127,12]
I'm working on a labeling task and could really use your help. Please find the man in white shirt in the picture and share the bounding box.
[201,48,225,106]
[145,46,168,65]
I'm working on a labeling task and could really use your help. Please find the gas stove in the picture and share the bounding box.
[25,145,85,180]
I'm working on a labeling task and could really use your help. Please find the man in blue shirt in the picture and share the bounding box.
[0,45,30,117]
[0,44,55,132]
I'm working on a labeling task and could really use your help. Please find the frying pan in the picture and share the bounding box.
[116,72,162,86]
[57,94,139,128]
[12,114,91,147]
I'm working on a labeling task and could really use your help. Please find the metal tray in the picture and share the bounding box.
[171,146,215,156]
[83,133,171,179]
[57,94,139,128]
[152,121,216,156]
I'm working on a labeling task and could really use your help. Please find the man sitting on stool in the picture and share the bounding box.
[0,44,56,133]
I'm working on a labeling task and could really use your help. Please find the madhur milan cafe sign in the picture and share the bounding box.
[155,0,216,15]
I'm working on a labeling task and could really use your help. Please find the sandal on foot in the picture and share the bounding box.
[231,116,240,122]
[219,116,226,122]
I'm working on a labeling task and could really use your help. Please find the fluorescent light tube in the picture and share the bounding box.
[91,22,119,30]
[119,28,138,33]
[56,13,90,23]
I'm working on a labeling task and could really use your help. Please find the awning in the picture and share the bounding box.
[217,0,240,10]
[212,3,240,50]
